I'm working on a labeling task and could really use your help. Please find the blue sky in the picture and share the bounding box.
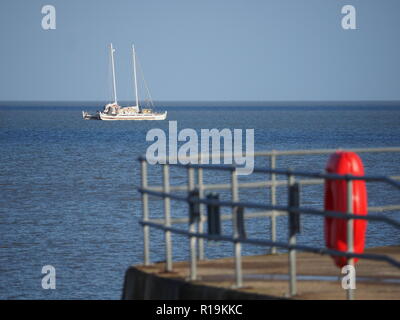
[0,0,399,102]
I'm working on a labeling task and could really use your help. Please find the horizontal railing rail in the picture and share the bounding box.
[139,146,400,162]
[142,163,400,187]
[139,220,400,269]
[138,187,400,229]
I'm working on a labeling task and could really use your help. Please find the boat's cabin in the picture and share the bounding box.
[103,103,120,115]
[120,106,140,114]
[102,104,140,115]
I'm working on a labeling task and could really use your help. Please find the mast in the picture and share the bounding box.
[110,43,118,105]
[132,44,139,108]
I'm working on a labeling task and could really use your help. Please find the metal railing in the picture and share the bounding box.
[137,147,400,299]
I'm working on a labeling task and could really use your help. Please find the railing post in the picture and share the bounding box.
[346,179,355,300]
[141,159,150,266]
[270,151,277,254]
[288,173,297,297]
[188,167,197,281]
[198,168,205,260]
[163,164,172,272]
[231,167,243,288]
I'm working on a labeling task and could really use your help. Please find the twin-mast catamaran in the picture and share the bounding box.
[82,43,167,121]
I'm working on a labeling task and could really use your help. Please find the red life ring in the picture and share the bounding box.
[324,151,368,268]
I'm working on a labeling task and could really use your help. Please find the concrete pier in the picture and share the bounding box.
[123,246,400,300]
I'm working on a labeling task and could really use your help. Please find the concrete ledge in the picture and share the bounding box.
[122,246,400,300]
[122,266,282,300]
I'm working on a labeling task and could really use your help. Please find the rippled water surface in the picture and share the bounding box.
[0,105,399,299]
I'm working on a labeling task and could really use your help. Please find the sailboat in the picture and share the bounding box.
[82,43,167,121]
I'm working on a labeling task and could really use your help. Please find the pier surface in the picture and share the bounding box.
[123,246,400,300]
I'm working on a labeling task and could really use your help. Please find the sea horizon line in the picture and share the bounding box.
[1,100,400,108]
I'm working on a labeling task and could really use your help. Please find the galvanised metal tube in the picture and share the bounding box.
[145,176,400,193]
[163,164,172,272]
[270,152,277,254]
[254,147,400,157]
[140,219,400,269]
[139,147,400,163]
[141,160,150,266]
[138,187,400,229]
[288,174,297,297]
[231,168,242,288]
[147,157,400,189]
[198,168,205,260]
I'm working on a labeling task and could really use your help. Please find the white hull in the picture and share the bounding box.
[99,111,167,121]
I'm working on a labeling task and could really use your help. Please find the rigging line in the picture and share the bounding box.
[138,61,154,109]
[136,56,155,109]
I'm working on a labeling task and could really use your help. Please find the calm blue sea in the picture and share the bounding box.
[0,105,399,299]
